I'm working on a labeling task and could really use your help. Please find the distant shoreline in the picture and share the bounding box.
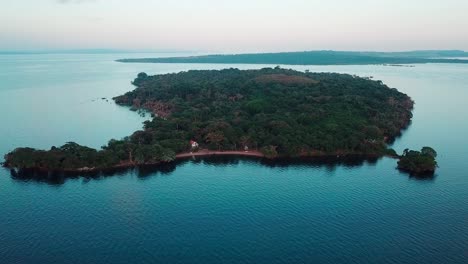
[116,50,468,66]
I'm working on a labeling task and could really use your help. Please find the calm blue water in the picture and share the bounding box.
[1,55,467,264]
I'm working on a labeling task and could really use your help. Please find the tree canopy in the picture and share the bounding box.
[398,147,438,175]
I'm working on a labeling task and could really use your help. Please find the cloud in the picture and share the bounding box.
[56,0,96,4]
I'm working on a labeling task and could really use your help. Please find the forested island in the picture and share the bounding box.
[397,147,438,175]
[117,50,468,65]
[3,68,435,175]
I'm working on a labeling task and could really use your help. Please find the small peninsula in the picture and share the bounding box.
[4,68,423,174]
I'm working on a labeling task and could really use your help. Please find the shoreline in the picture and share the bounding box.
[5,150,267,175]
[5,149,395,176]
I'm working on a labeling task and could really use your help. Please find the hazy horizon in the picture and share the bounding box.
[1,0,468,53]
[1,49,467,55]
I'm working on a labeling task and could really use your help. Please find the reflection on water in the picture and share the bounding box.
[7,154,436,185]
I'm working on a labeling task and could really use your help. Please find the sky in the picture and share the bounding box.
[1,0,468,52]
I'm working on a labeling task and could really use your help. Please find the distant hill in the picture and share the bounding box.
[117,50,468,65]
[351,50,468,58]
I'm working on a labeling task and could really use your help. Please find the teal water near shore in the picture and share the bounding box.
[1,54,467,263]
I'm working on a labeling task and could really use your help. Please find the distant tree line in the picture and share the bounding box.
[117,50,468,65]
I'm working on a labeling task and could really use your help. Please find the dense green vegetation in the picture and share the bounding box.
[4,141,176,172]
[397,147,438,175]
[117,50,468,65]
[4,68,414,172]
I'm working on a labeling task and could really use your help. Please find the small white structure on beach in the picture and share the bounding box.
[190,140,199,148]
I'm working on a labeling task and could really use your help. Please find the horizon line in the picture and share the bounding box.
[1,48,467,55]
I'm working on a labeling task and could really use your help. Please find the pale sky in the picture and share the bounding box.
[1,0,468,52]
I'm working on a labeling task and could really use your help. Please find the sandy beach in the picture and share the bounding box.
[176,149,265,159]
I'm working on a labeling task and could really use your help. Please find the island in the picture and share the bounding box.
[117,50,468,65]
[397,147,438,175]
[3,67,431,175]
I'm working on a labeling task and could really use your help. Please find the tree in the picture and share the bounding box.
[137,72,148,79]
[421,146,437,158]
[205,131,225,150]
[261,145,278,159]
[133,72,149,85]
[403,148,409,156]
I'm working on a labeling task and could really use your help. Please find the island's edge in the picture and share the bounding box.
[3,149,399,176]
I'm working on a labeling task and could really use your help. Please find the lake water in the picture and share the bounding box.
[1,54,467,264]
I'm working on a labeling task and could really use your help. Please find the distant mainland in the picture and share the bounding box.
[3,68,437,176]
[117,50,468,65]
